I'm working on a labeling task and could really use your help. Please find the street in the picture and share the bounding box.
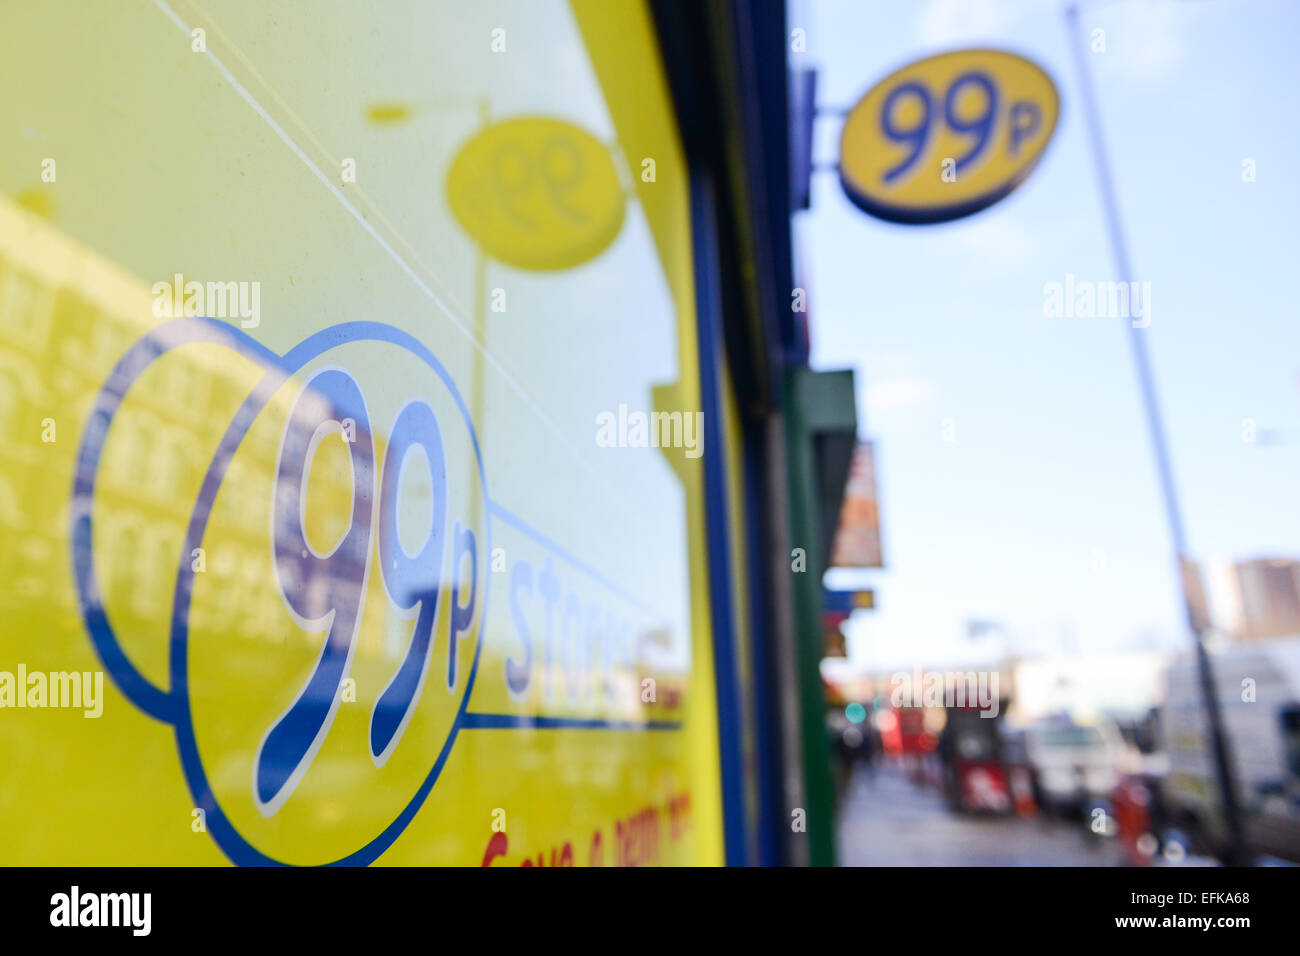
[837,762,1125,866]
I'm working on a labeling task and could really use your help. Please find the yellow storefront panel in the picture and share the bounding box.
[0,0,723,865]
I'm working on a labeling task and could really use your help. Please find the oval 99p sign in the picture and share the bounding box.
[446,116,626,271]
[839,49,1059,224]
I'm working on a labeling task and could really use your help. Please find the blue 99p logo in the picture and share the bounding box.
[72,318,489,865]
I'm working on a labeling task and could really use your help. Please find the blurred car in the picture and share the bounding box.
[1022,716,1134,815]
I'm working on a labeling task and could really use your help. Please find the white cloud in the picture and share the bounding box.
[917,0,1030,48]
[952,215,1038,269]
[1105,2,1185,83]
[865,376,937,414]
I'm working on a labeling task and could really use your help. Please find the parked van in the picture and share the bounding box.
[1161,637,1300,862]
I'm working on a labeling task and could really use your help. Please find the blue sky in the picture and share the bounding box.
[792,0,1300,671]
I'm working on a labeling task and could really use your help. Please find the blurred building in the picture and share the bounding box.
[828,441,883,569]
[1206,557,1300,642]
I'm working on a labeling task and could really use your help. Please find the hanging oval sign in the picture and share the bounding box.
[839,49,1059,224]
[446,116,626,270]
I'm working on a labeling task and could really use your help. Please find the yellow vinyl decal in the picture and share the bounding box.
[0,0,724,866]
[446,116,627,271]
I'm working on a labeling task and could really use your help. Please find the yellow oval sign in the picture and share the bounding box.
[446,116,626,270]
[839,49,1059,224]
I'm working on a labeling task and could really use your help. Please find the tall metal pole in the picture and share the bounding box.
[1064,3,1247,864]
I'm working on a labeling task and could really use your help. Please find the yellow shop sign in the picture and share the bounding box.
[839,49,1059,224]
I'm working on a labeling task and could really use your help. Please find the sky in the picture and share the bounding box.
[791,0,1300,673]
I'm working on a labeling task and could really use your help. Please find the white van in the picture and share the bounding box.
[1161,637,1300,862]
